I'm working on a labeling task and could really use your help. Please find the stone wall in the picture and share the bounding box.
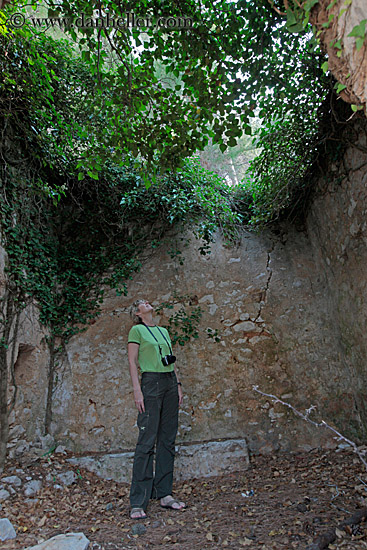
[7,304,49,457]
[9,227,340,456]
[8,120,367,459]
[307,118,367,441]
[56,226,341,454]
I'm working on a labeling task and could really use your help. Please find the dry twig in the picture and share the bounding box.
[253,385,367,470]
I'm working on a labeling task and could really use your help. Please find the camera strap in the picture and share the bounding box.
[143,323,173,356]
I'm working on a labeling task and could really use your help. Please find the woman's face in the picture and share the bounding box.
[137,300,153,317]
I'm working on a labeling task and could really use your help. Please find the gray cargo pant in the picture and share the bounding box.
[130,371,179,511]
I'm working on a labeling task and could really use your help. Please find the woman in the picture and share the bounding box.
[128,299,185,519]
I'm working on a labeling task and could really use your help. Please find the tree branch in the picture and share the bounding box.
[253,385,367,470]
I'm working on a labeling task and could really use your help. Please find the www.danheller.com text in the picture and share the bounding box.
[7,11,194,30]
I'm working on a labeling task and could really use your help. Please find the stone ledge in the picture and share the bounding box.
[25,533,89,550]
[68,438,249,483]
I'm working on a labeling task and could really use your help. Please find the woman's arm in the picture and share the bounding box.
[128,342,145,413]
[174,364,183,406]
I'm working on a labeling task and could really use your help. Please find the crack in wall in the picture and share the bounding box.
[254,242,275,325]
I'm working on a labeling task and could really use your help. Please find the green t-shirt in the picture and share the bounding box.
[128,324,174,373]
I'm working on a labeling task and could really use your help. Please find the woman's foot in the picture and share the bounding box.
[160,495,186,510]
[130,507,147,519]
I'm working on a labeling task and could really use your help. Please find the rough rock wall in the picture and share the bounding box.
[11,226,342,456]
[0,247,49,456]
[307,118,367,441]
[9,119,367,457]
[7,304,49,457]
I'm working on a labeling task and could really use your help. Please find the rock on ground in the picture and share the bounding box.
[56,470,77,486]
[0,518,17,541]
[25,532,89,550]
[24,480,42,497]
[131,523,147,536]
[0,489,10,501]
[1,475,22,487]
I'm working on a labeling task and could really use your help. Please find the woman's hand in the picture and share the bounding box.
[178,384,183,407]
[134,387,145,413]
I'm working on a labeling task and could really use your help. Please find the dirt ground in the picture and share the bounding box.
[1,448,367,550]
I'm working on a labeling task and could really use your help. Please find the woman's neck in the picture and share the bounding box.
[140,313,155,326]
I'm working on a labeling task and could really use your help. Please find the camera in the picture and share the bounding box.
[162,354,176,366]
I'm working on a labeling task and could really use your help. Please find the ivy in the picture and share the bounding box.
[0,0,361,464]
[1,0,328,175]
[348,19,367,51]
[0,26,246,441]
[206,328,221,343]
[155,295,202,347]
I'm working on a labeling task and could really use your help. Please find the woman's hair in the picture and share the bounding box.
[129,299,147,325]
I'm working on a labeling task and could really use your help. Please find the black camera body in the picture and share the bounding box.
[162,354,176,366]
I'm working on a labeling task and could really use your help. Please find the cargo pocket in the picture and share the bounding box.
[141,378,159,399]
[137,411,150,443]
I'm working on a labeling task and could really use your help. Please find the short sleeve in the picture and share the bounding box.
[162,327,172,347]
[128,325,141,345]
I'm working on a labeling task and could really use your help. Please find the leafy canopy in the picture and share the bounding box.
[1,26,243,343]
[2,0,327,179]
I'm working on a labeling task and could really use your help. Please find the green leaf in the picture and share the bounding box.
[348,20,367,38]
[356,37,365,51]
[351,104,363,112]
[286,10,297,27]
[87,171,99,180]
[327,0,338,10]
[304,0,319,10]
[287,22,305,33]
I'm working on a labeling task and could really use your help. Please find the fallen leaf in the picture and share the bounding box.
[38,515,47,527]
[239,538,253,546]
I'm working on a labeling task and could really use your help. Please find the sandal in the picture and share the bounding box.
[160,496,186,510]
[130,507,147,519]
